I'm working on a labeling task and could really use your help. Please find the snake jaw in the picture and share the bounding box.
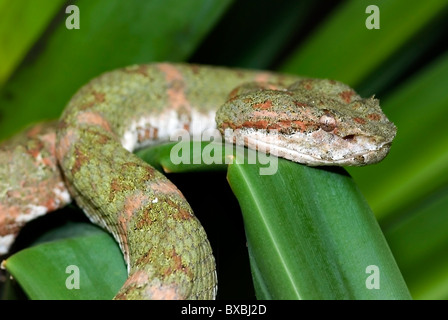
[223,127,394,166]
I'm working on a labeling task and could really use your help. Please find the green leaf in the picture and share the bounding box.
[0,0,66,86]
[193,0,318,69]
[227,155,411,299]
[280,0,448,86]
[4,223,127,300]
[0,0,233,141]
[355,13,448,97]
[384,186,448,299]
[136,141,233,173]
[348,52,448,221]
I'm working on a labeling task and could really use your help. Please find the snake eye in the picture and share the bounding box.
[319,111,336,132]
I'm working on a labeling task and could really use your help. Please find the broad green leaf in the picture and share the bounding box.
[136,141,234,173]
[227,155,411,299]
[348,52,448,221]
[355,13,448,97]
[384,187,448,300]
[0,0,233,141]
[0,0,66,86]
[4,223,127,300]
[280,0,448,86]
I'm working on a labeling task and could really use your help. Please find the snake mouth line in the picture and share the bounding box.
[227,133,392,167]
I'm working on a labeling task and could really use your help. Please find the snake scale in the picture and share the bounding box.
[0,63,396,299]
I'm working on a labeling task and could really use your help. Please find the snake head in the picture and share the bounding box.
[216,79,397,166]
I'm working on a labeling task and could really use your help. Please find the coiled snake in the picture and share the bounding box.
[0,63,396,299]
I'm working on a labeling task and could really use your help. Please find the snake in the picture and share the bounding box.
[0,63,396,299]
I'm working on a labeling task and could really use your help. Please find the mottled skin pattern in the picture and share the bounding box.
[217,79,396,165]
[0,122,71,253]
[0,63,396,299]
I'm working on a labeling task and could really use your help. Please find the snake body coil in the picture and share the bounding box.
[0,63,396,299]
